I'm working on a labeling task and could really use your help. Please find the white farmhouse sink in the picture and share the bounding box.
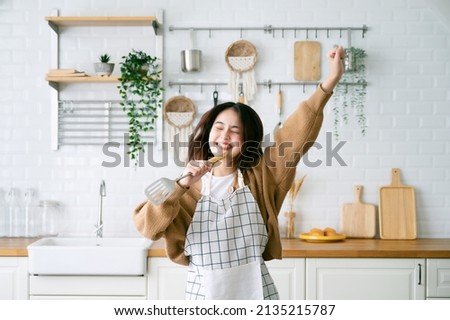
[28,237,152,276]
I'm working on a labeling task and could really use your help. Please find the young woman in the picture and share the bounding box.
[134,46,345,300]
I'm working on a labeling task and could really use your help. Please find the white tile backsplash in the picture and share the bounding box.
[0,0,449,238]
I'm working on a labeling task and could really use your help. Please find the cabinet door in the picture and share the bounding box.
[0,257,29,300]
[266,258,305,300]
[306,258,425,300]
[147,258,188,300]
[427,259,450,299]
[29,275,147,299]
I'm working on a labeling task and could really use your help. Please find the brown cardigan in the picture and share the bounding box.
[133,85,332,266]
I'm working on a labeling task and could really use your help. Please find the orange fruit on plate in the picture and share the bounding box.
[309,228,324,236]
[323,227,337,236]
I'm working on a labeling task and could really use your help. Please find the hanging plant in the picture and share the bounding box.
[118,49,164,166]
[332,47,368,140]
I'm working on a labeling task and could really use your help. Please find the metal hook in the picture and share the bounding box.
[339,28,342,38]
[303,83,306,94]
[306,28,309,39]
[327,28,330,38]
[315,28,318,38]
[294,29,297,38]
[209,28,212,38]
[240,28,243,38]
[200,84,203,94]
[281,28,285,38]
[178,85,181,94]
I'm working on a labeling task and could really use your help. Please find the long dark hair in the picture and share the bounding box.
[187,102,264,169]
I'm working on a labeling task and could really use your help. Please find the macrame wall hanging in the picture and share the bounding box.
[225,40,258,103]
[163,96,196,162]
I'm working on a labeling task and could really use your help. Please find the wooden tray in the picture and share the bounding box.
[294,41,321,81]
[340,185,376,238]
[379,168,417,239]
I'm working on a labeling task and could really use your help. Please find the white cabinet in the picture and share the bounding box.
[266,258,305,300]
[147,257,187,300]
[427,259,450,299]
[0,257,29,300]
[306,258,425,300]
[29,275,147,299]
[146,257,304,300]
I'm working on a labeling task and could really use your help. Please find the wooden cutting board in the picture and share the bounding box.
[294,41,321,81]
[379,168,417,240]
[340,185,376,238]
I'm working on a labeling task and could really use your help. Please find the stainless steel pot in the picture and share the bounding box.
[181,49,201,73]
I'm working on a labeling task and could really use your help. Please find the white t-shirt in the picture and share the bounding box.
[201,171,235,199]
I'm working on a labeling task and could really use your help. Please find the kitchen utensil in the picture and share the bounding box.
[238,84,245,103]
[379,168,417,240]
[213,90,219,106]
[340,185,376,238]
[144,154,227,205]
[181,50,202,72]
[181,29,202,73]
[299,233,346,243]
[273,88,283,133]
[294,41,321,81]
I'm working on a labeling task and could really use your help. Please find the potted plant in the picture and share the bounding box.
[118,49,164,166]
[332,47,368,140]
[94,53,115,77]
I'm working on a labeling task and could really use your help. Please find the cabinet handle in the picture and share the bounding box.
[417,263,422,285]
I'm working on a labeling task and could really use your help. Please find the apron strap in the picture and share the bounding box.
[237,169,245,189]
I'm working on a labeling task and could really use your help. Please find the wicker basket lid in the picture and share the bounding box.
[225,40,258,72]
[163,96,196,128]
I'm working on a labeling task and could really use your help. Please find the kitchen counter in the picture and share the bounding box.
[148,238,450,258]
[2,237,450,258]
[0,238,39,257]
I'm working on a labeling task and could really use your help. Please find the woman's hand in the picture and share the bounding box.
[322,46,345,93]
[177,160,213,188]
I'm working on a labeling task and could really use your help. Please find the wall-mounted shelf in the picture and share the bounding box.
[45,16,159,34]
[46,76,119,90]
[46,10,164,150]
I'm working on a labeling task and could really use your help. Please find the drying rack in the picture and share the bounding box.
[56,100,156,146]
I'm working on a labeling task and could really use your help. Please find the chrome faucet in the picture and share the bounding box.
[95,180,106,238]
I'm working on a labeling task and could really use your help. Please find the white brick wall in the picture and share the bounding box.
[0,0,449,238]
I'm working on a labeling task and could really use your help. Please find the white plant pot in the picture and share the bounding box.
[94,62,115,77]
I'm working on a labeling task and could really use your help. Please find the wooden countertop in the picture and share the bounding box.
[0,238,40,257]
[2,237,450,258]
[148,238,450,259]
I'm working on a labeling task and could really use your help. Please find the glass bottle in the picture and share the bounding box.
[0,189,6,237]
[24,189,38,237]
[6,188,23,237]
[39,200,61,236]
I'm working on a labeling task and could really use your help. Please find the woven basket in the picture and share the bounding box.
[163,96,196,129]
[225,40,258,72]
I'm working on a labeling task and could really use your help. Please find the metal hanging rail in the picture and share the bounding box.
[168,80,366,93]
[169,25,368,38]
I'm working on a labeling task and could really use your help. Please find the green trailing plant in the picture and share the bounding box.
[118,49,164,166]
[99,53,111,63]
[332,47,368,140]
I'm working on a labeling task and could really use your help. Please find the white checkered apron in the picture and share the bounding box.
[184,170,279,300]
